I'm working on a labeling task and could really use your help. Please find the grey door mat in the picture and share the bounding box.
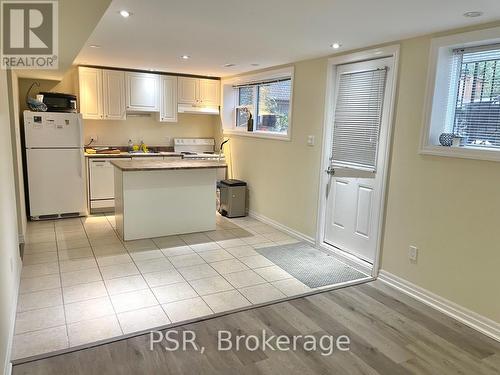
[255,242,368,288]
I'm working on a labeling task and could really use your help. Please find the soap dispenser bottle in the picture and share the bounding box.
[127,139,134,152]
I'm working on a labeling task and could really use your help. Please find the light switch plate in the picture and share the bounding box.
[409,245,418,263]
[307,135,315,146]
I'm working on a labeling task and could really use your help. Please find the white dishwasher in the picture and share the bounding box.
[89,158,130,212]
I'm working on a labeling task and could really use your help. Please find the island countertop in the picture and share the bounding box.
[110,159,227,171]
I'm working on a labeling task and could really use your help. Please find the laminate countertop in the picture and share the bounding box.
[110,159,227,171]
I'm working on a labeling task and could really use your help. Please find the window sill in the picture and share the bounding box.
[223,128,291,141]
[419,145,500,162]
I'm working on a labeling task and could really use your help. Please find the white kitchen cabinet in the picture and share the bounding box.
[158,75,178,122]
[125,72,160,112]
[102,70,126,120]
[178,77,220,106]
[199,79,220,106]
[79,67,103,120]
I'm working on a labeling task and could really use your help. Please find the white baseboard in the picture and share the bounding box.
[4,260,21,375]
[248,210,315,245]
[378,270,500,342]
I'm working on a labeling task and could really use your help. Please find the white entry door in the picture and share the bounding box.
[324,57,394,264]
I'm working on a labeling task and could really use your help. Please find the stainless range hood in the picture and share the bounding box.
[178,104,219,115]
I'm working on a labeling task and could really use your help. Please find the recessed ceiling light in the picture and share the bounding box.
[223,63,236,67]
[331,42,342,49]
[89,44,101,49]
[251,63,260,67]
[119,10,131,18]
[181,55,190,60]
[463,11,483,18]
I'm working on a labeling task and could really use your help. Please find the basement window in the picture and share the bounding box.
[221,67,294,140]
[421,27,500,161]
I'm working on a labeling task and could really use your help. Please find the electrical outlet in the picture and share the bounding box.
[408,245,418,263]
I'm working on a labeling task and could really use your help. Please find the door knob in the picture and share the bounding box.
[325,166,335,176]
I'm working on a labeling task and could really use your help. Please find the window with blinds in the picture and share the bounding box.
[331,68,387,171]
[449,45,500,149]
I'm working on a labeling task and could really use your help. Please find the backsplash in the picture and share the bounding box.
[83,113,218,147]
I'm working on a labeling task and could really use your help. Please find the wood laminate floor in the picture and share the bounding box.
[13,280,500,375]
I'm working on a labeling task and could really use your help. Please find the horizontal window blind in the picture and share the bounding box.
[331,68,387,171]
[451,44,500,148]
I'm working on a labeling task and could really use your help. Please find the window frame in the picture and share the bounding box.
[420,26,500,162]
[221,67,294,141]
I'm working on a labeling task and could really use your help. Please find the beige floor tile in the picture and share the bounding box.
[19,274,61,294]
[61,268,102,287]
[206,230,236,242]
[142,269,185,288]
[253,266,292,282]
[57,238,90,250]
[11,325,68,360]
[65,296,115,323]
[21,262,59,279]
[271,278,311,296]
[67,315,122,347]
[160,245,193,257]
[189,276,234,296]
[241,235,270,245]
[189,242,222,252]
[63,281,108,304]
[168,253,205,268]
[117,306,171,334]
[176,264,218,281]
[202,290,250,313]
[91,242,126,255]
[135,258,174,273]
[14,305,66,334]
[209,259,248,274]
[23,251,58,265]
[222,270,267,289]
[129,249,164,261]
[180,232,212,245]
[162,297,213,323]
[216,238,247,249]
[59,257,98,273]
[100,262,139,280]
[58,247,94,261]
[152,235,185,249]
[26,232,56,244]
[263,232,296,242]
[95,253,133,267]
[123,239,158,252]
[249,224,278,235]
[225,245,258,258]
[17,288,63,312]
[238,255,274,269]
[23,241,57,254]
[198,249,234,263]
[152,282,198,304]
[105,275,148,295]
[239,283,286,304]
[110,289,158,313]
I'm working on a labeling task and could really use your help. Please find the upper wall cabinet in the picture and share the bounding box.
[125,72,160,112]
[79,67,126,120]
[158,75,178,122]
[102,70,126,120]
[79,67,103,120]
[178,77,220,106]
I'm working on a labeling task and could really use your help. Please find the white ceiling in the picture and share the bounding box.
[75,0,500,77]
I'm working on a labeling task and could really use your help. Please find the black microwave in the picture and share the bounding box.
[39,92,77,113]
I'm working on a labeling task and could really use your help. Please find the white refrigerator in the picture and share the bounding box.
[24,111,87,219]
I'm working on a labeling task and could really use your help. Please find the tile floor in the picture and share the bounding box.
[12,213,368,360]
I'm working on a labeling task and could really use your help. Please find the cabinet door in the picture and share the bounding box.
[199,79,220,106]
[103,70,126,120]
[125,72,160,111]
[79,67,103,119]
[178,77,198,104]
[159,76,178,122]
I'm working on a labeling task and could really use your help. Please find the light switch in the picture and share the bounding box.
[307,135,315,146]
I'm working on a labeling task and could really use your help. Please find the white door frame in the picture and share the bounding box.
[316,45,400,278]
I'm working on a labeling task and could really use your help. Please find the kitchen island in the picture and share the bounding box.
[111,159,227,241]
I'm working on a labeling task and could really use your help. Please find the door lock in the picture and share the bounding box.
[325,166,335,176]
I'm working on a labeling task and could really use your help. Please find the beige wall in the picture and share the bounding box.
[0,68,22,373]
[225,24,500,322]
